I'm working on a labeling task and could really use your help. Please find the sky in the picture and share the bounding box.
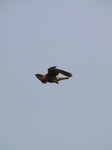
[1,0,112,150]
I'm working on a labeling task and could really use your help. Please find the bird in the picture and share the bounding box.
[35,66,72,84]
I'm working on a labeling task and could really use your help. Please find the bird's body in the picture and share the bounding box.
[35,66,72,84]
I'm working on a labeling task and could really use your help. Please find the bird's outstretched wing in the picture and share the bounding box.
[48,66,72,77]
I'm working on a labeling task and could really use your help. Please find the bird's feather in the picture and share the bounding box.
[48,66,72,77]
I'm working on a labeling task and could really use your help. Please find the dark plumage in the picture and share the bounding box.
[35,66,72,84]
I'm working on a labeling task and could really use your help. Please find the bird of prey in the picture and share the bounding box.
[35,66,72,84]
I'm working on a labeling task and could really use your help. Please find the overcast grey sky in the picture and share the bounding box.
[1,0,112,150]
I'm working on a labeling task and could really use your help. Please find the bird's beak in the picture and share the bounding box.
[35,74,43,81]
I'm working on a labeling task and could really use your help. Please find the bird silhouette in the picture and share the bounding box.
[35,66,72,84]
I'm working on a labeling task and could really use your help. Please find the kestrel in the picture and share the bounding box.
[35,66,72,84]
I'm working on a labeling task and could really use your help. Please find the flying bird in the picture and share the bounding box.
[35,66,72,84]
